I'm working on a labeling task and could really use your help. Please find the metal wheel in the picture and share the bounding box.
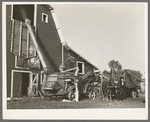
[131,91,137,99]
[68,91,75,101]
[89,90,98,99]
[92,91,98,99]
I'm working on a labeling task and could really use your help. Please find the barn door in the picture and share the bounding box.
[29,73,39,96]
[12,72,23,97]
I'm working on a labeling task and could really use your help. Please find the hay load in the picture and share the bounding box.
[124,69,142,89]
[102,60,142,89]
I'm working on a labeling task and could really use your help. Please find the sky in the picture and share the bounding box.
[51,3,147,78]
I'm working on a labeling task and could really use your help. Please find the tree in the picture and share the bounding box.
[108,60,122,72]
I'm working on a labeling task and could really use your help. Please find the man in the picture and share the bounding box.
[117,78,126,101]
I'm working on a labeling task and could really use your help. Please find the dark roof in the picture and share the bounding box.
[45,5,54,11]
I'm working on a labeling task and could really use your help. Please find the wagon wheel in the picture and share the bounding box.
[68,91,75,101]
[88,90,98,99]
[131,91,137,99]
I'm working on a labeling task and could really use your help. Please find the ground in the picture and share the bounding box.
[7,92,145,109]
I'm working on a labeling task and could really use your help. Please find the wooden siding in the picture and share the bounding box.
[6,5,15,97]
[64,48,94,74]
[36,5,62,73]
[6,5,41,97]
[6,5,97,97]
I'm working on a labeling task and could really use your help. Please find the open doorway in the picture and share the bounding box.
[22,73,30,96]
[12,71,31,97]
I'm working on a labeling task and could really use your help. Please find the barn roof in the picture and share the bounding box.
[45,5,99,70]
[46,5,99,69]
[42,4,99,69]
[62,42,99,70]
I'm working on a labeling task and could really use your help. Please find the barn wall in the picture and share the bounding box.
[36,5,96,74]
[6,5,41,97]
[6,5,61,97]
[6,4,98,97]
[64,48,94,74]
[36,5,62,73]
[6,5,15,97]
[84,62,95,74]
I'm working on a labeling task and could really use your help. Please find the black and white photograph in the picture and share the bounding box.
[2,2,148,120]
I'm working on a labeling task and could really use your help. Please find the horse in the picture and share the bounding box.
[102,78,126,102]
[102,80,109,102]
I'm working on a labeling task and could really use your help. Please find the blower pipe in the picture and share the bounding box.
[25,19,51,74]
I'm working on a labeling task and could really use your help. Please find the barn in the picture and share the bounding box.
[6,4,99,98]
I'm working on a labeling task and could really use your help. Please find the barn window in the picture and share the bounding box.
[77,61,84,74]
[42,13,48,23]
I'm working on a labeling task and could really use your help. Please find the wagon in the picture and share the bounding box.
[103,76,140,101]
[102,60,142,101]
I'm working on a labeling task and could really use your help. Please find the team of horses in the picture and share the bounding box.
[102,78,126,102]
[80,72,127,102]
[88,73,127,102]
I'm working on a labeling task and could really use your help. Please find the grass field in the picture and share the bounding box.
[7,93,145,109]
